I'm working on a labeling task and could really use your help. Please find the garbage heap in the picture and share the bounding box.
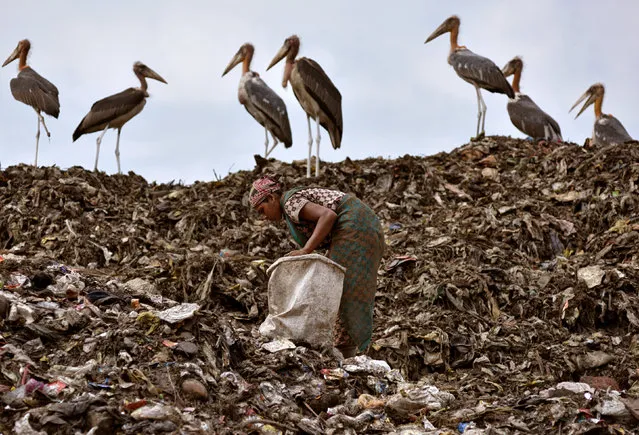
[1,136,639,434]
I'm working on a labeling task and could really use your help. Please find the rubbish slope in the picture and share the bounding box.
[1,136,639,434]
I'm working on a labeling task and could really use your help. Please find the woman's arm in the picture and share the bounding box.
[287,202,337,256]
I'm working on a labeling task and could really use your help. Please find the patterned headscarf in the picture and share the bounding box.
[249,175,282,208]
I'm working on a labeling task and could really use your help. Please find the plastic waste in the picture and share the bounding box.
[577,265,605,288]
[156,303,200,324]
[13,413,46,435]
[131,404,181,422]
[386,382,455,416]
[4,272,29,290]
[458,421,476,433]
[262,338,296,353]
[343,355,391,376]
[7,302,35,324]
[259,254,345,348]
[2,379,45,406]
[321,368,349,381]
[219,248,241,259]
[541,381,594,398]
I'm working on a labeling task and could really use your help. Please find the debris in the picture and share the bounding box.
[181,378,209,401]
[131,404,181,422]
[386,382,455,417]
[262,338,296,353]
[343,355,391,376]
[386,255,418,271]
[13,413,46,435]
[595,395,631,419]
[155,303,200,323]
[577,265,605,288]
[580,375,620,391]
[541,382,594,398]
[1,138,639,432]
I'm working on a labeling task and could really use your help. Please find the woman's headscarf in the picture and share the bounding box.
[249,175,282,208]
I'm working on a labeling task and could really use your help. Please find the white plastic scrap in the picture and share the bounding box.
[125,278,158,295]
[156,303,200,323]
[262,338,296,353]
[48,359,97,379]
[49,272,85,297]
[1,344,38,367]
[13,413,46,435]
[595,394,631,418]
[541,381,594,398]
[577,266,605,288]
[131,404,181,422]
[343,355,391,376]
[1,253,25,263]
[387,382,455,413]
[8,302,35,324]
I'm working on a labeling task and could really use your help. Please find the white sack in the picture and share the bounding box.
[259,254,346,348]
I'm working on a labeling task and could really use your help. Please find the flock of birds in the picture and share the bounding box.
[1,40,167,173]
[2,15,635,178]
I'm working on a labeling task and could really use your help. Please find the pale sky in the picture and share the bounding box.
[1,1,637,183]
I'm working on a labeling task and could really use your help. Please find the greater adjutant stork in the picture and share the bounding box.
[425,16,514,140]
[222,43,292,158]
[501,57,562,142]
[2,39,60,167]
[73,62,167,173]
[570,83,633,147]
[267,35,342,178]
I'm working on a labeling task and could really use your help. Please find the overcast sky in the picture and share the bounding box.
[1,1,637,183]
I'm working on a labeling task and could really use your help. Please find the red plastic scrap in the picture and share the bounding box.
[20,364,30,385]
[162,339,178,348]
[123,399,147,411]
[44,380,67,396]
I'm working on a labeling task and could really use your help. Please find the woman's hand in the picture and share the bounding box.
[286,248,311,257]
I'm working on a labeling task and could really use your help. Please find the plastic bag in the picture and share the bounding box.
[259,254,345,348]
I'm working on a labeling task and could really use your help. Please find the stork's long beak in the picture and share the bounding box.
[425,20,450,44]
[267,44,288,71]
[222,51,243,77]
[144,66,167,84]
[570,90,595,119]
[501,61,515,77]
[2,45,19,67]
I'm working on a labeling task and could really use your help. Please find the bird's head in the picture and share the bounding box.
[267,35,300,71]
[570,83,604,119]
[2,39,30,68]
[425,16,460,44]
[133,62,167,84]
[222,43,255,76]
[501,56,523,77]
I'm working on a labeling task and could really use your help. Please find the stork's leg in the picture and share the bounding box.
[37,112,51,138]
[264,128,269,157]
[34,115,41,167]
[115,127,122,174]
[94,124,110,172]
[265,133,279,158]
[478,90,487,138]
[306,115,313,178]
[473,86,482,140]
[33,110,50,167]
[315,116,321,177]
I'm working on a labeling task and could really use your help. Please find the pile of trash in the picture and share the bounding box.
[1,136,639,434]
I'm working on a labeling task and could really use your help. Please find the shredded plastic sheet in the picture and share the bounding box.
[156,303,200,323]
